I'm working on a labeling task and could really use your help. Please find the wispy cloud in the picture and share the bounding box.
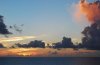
[0,36,36,43]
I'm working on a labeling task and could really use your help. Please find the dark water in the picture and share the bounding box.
[0,57,100,65]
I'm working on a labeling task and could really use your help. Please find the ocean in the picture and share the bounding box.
[0,57,99,65]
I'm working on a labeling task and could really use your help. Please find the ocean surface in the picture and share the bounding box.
[0,57,100,65]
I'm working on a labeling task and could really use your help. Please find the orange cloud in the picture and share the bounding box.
[75,0,100,24]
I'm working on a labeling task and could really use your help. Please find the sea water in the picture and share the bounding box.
[0,57,99,65]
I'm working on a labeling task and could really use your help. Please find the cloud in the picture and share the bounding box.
[13,40,45,48]
[74,0,100,50]
[0,15,12,35]
[0,43,5,48]
[0,36,36,43]
[75,0,100,24]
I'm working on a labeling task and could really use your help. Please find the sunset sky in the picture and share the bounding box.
[0,0,94,44]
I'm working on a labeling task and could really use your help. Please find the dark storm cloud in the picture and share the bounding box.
[81,22,100,50]
[0,15,12,35]
[11,40,45,48]
[0,43,5,48]
[53,37,74,48]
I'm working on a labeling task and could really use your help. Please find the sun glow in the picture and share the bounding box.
[7,48,38,56]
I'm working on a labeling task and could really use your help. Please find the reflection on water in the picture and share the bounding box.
[0,57,99,65]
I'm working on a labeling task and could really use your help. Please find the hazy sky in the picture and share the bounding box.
[0,0,94,44]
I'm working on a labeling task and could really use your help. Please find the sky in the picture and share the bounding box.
[0,0,94,44]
